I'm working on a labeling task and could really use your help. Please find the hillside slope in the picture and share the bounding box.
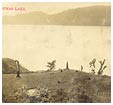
[2,6,111,26]
[2,70,111,102]
[2,58,30,74]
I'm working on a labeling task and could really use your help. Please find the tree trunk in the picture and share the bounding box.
[15,60,21,78]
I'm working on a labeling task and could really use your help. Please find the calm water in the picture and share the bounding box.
[2,25,111,75]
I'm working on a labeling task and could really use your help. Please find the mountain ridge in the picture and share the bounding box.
[2,6,111,26]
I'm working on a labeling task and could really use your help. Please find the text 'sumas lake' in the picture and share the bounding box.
[3,25,111,75]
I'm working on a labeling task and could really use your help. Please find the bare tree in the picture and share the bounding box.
[80,65,83,71]
[15,60,21,78]
[66,62,69,70]
[46,60,56,71]
[97,59,107,75]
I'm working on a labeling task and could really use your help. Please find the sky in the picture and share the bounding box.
[2,2,111,15]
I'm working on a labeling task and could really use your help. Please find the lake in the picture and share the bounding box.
[2,25,111,75]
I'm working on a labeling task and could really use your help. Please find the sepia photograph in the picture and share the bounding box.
[2,2,111,103]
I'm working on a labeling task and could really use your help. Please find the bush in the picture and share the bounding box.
[3,86,93,103]
[68,86,93,103]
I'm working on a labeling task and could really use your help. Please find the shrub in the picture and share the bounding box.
[89,58,96,74]
[68,86,93,103]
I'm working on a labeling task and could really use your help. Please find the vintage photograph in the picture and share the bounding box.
[2,2,111,103]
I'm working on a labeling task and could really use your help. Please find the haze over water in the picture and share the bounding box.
[2,25,111,75]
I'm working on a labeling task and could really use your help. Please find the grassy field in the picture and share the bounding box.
[2,70,111,103]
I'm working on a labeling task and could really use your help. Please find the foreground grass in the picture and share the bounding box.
[2,70,111,103]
